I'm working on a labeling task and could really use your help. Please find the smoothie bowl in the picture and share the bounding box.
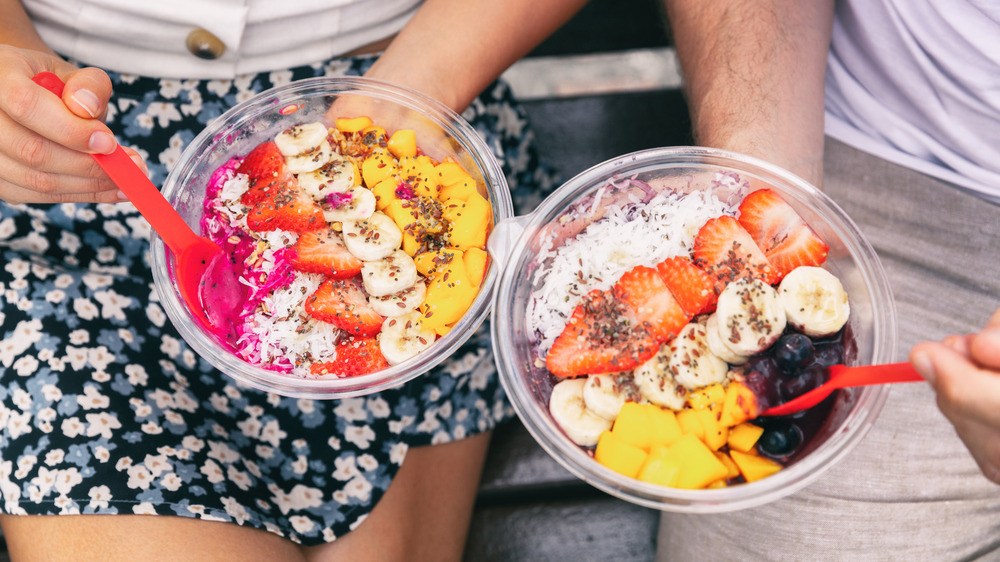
[489,147,896,512]
[151,77,512,399]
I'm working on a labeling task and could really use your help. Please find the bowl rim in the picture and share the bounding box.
[150,75,513,399]
[490,145,898,512]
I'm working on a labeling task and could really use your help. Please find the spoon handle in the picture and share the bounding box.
[31,72,199,256]
[828,362,925,389]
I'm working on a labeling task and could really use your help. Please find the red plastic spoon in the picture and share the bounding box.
[32,71,224,330]
[761,362,925,417]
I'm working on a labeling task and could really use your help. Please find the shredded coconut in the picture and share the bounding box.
[526,184,736,356]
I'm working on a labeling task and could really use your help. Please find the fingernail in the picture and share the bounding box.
[911,351,936,384]
[117,190,129,202]
[128,152,149,175]
[88,132,117,154]
[71,88,101,118]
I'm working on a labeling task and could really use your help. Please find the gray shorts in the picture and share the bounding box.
[657,138,1000,561]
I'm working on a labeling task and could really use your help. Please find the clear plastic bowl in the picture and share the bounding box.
[489,147,897,512]
[151,76,512,399]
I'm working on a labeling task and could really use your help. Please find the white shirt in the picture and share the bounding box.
[22,0,422,79]
[824,0,1000,203]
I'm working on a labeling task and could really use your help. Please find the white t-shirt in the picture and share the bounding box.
[22,0,422,79]
[825,0,1000,203]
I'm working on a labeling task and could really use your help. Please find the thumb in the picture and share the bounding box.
[61,66,113,121]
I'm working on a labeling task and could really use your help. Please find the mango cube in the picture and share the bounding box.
[433,161,471,187]
[687,383,726,410]
[668,433,729,490]
[715,451,741,479]
[612,402,683,451]
[443,191,491,250]
[421,252,478,331]
[720,381,761,427]
[595,430,648,479]
[637,445,682,487]
[398,155,439,199]
[438,176,478,201]
[371,177,400,210]
[336,116,373,134]
[361,149,398,188]
[676,408,705,441]
[463,247,488,286]
[696,406,729,451]
[387,128,417,159]
[729,449,782,482]
[727,422,765,453]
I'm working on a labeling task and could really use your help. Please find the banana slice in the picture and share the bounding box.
[379,311,437,365]
[633,344,687,410]
[323,186,377,223]
[285,140,334,174]
[369,282,426,317]
[778,266,850,337]
[298,156,354,200]
[704,313,749,365]
[361,249,419,297]
[549,378,614,447]
[342,211,403,261]
[274,122,329,157]
[666,322,729,389]
[714,277,787,356]
[582,374,629,421]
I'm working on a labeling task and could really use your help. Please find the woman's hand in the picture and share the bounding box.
[911,307,1000,485]
[0,45,138,204]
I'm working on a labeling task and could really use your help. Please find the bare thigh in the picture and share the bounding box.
[0,432,491,562]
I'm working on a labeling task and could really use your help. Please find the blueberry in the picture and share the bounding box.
[778,364,825,402]
[813,343,844,367]
[773,333,816,374]
[757,421,803,457]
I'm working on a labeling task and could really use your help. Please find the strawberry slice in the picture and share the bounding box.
[305,279,384,336]
[310,336,389,378]
[246,184,325,233]
[655,256,718,315]
[613,265,689,343]
[693,215,778,293]
[545,289,659,378]
[292,228,363,279]
[737,189,829,280]
[238,141,293,206]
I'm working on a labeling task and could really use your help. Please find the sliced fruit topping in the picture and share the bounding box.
[291,228,363,279]
[246,184,325,233]
[546,289,659,378]
[737,189,829,280]
[655,256,718,315]
[613,265,689,343]
[237,141,293,206]
[777,265,849,337]
[305,278,384,337]
[693,215,778,293]
[310,336,389,378]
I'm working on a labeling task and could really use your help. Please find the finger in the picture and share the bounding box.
[1,71,117,156]
[915,342,1000,429]
[61,67,113,121]
[0,150,120,202]
[970,327,1000,370]
[942,334,973,357]
[0,111,111,177]
[0,175,123,205]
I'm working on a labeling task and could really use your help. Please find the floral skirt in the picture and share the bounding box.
[0,55,557,545]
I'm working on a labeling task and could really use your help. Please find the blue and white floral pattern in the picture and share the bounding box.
[0,55,558,545]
